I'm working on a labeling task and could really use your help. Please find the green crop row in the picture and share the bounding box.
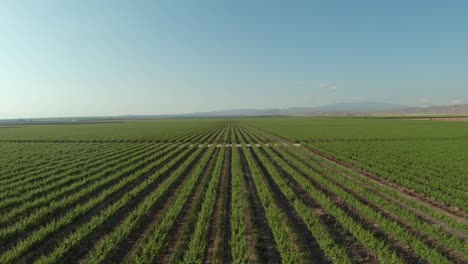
[86,127,229,264]
[308,140,468,211]
[0,143,149,211]
[229,146,250,263]
[183,147,226,263]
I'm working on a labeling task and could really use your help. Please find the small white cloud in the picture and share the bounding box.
[418,97,431,105]
[450,99,463,105]
[318,83,337,91]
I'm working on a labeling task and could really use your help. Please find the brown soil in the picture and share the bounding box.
[1,144,184,254]
[285,147,465,262]
[272,148,424,263]
[250,125,468,221]
[17,127,222,263]
[152,128,230,263]
[244,126,457,262]
[86,148,209,263]
[267,147,378,263]
[303,145,468,221]
[0,142,130,190]
[153,149,218,263]
[249,147,328,263]
[205,147,232,263]
[237,138,282,263]
[292,148,468,242]
[233,147,258,263]
[17,146,200,263]
[0,143,149,214]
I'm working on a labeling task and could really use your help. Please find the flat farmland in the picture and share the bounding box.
[0,118,466,264]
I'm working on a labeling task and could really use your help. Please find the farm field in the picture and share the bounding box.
[0,118,467,264]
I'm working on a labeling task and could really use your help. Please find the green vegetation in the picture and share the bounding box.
[0,118,466,263]
[241,117,468,140]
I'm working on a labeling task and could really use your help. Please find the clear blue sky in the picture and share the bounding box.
[1,1,467,118]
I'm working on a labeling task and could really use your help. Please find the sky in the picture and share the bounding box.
[1,1,468,118]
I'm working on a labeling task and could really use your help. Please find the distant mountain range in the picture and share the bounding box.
[1,102,468,124]
[379,103,468,116]
[182,102,412,117]
[179,102,468,117]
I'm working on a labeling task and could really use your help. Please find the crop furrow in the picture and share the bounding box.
[204,147,232,263]
[25,146,201,264]
[234,127,281,263]
[68,147,212,264]
[303,144,468,220]
[145,148,217,263]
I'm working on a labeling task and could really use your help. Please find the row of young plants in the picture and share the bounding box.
[0,143,170,228]
[0,121,227,143]
[248,124,468,230]
[284,146,468,259]
[240,144,309,263]
[4,124,221,198]
[0,142,107,185]
[0,124,222,184]
[232,126,276,262]
[0,141,88,166]
[168,125,219,143]
[320,142,468,195]
[192,125,228,143]
[127,127,231,263]
[84,127,229,263]
[154,123,227,143]
[260,144,405,263]
[238,124,282,143]
[0,140,202,263]
[245,124,468,259]
[243,124,467,231]
[205,149,232,263]
[128,148,217,263]
[0,143,127,203]
[0,126,225,239]
[0,142,47,172]
[74,147,213,264]
[236,125,404,262]
[182,147,226,263]
[4,121,463,263]
[239,126,390,263]
[269,145,453,263]
[229,145,250,263]
[0,123,221,184]
[0,125,213,190]
[0,143,150,210]
[248,144,354,263]
[0,142,98,180]
[220,124,232,143]
[0,143,183,255]
[86,148,215,263]
[31,125,228,264]
[308,140,467,211]
[245,123,460,262]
